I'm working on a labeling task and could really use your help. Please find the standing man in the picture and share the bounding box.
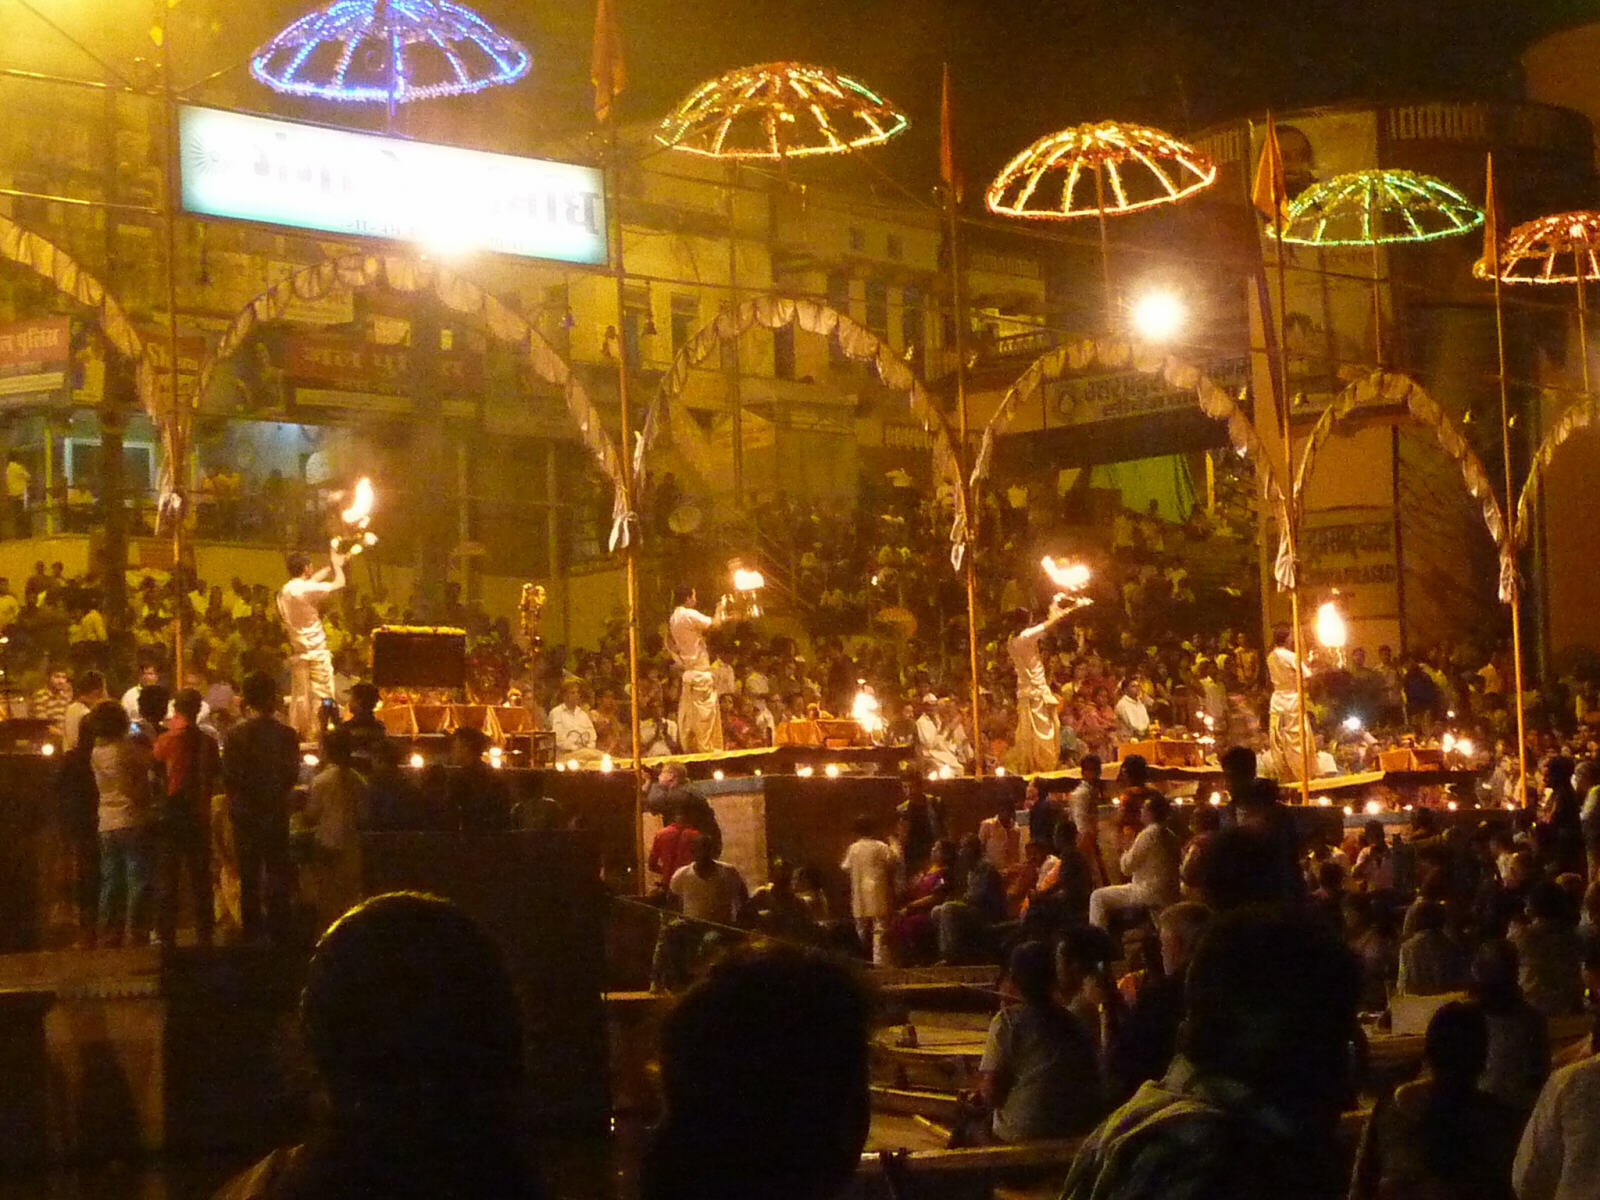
[668,584,729,754]
[152,688,219,947]
[1008,595,1087,773]
[278,545,345,744]
[1267,625,1315,782]
[5,453,30,539]
[30,664,73,734]
[223,671,299,944]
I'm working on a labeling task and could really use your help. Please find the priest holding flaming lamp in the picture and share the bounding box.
[1008,558,1094,773]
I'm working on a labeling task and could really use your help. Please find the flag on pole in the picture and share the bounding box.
[591,0,626,124]
[1251,113,1288,224]
[939,63,962,203]
[1483,152,1500,276]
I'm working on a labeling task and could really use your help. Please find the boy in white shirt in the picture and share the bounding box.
[841,815,898,965]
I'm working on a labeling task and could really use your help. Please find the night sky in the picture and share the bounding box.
[454,0,1583,179]
[23,0,1594,182]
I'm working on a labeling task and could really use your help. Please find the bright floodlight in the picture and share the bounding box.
[1343,715,1364,732]
[1316,601,1347,649]
[1130,291,1186,342]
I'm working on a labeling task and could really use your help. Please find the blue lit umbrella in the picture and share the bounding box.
[251,0,530,108]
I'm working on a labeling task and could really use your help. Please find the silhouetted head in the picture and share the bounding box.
[137,683,171,727]
[1122,754,1149,787]
[1179,910,1357,1128]
[1424,1001,1488,1091]
[241,671,278,716]
[286,551,313,579]
[300,893,522,1121]
[646,947,873,1200]
[1008,939,1056,1007]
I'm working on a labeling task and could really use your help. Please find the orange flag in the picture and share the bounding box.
[1482,152,1500,275]
[591,0,626,124]
[1251,112,1288,224]
[939,64,962,203]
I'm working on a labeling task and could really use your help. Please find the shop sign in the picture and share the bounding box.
[284,335,483,396]
[179,106,608,266]
[0,317,69,401]
[1048,356,1252,425]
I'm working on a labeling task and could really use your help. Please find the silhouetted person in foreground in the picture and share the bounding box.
[215,892,540,1200]
[641,946,873,1200]
[1060,909,1359,1200]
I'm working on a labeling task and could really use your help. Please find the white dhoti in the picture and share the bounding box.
[1269,692,1308,782]
[1014,683,1061,774]
[289,647,335,743]
[677,667,724,753]
[1009,628,1060,774]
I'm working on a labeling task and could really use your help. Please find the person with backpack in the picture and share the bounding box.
[152,687,220,947]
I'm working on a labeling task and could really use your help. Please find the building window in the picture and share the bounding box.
[620,284,650,371]
[773,324,795,380]
[544,283,571,356]
[901,285,924,360]
[864,278,889,338]
[827,271,851,364]
[887,234,903,261]
[670,295,699,355]
[848,227,865,253]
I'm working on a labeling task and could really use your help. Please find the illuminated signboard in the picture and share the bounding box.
[178,105,607,265]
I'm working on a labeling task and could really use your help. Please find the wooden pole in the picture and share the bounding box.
[1487,161,1529,810]
[944,171,983,777]
[604,127,647,892]
[157,1,186,691]
[1271,197,1313,803]
[1093,165,1115,331]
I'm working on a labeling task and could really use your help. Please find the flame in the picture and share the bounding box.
[1041,556,1091,592]
[732,568,765,591]
[851,689,884,734]
[341,477,376,525]
[1315,601,1347,649]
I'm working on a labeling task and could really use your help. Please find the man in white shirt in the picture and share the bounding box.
[1113,679,1151,743]
[277,546,345,743]
[1088,790,1181,930]
[668,585,729,753]
[977,800,1022,873]
[1514,1053,1600,1200]
[5,455,29,539]
[549,677,601,759]
[120,662,161,719]
[841,816,898,965]
[915,696,963,776]
[63,670,107,751]
[669,834,748,926]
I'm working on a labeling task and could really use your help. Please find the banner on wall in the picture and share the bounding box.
[179,106,608,266]
[1297,506,1401,621]
[0,317,69,403]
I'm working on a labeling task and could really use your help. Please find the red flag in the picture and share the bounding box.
[939,64,962,203]
[591,0,626,124]
[1251,112,1288,224]
[1482,152,1500,275]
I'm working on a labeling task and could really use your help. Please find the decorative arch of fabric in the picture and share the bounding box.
[1284,370,1513,603]
[190,253,629,547]
[640,295,971,570]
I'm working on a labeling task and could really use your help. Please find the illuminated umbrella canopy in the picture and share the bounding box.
[251,0,531,105]
[986,122,1217,220]
[657,62,908,160]
[1275,169,1482,247]
[1473,211,1600,284]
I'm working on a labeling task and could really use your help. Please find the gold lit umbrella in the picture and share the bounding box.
[657,62,908,160]
[986,121,1217,327]
[1474,210,1600,393]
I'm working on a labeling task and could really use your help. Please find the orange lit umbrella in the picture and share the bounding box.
[987,121,1217,327]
